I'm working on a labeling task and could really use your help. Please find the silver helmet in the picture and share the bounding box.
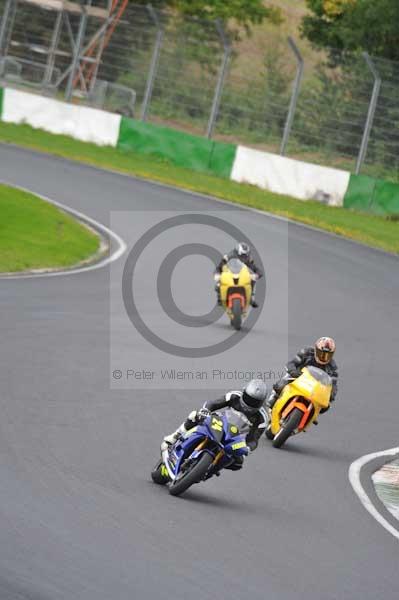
[240,379,268,414]
[236,242,250,258]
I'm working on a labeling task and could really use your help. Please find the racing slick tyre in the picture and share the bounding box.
[231,298,242,331]
[169,452,213,497]
[151,459,169,485]
[272,407,303,449]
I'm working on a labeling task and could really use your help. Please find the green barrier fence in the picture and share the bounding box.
[343,174,377,212]
[117,118,236,179]
[373,180,399,216]
[344,174,399,216]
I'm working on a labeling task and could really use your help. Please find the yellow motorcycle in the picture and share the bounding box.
[265,366,332,448]
[218,258,253,331]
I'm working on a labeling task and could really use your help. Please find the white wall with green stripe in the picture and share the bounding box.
[1,87,398,214]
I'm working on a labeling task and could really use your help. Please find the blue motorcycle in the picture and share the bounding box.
[151,407,251,497]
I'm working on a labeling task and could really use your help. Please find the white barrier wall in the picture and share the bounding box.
[1,88,351,207]
[231,146,350,207]
[2,89,121,147]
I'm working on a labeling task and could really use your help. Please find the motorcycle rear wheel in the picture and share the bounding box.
[169,452,213,497]
[231,298,242,331]
[272,407,303,449]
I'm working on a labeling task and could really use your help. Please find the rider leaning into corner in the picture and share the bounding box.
[267,337,338,413]
[162,379,268,471]
[214,242,263,308]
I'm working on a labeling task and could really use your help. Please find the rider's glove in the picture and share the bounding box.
[251,273,259,282]
[196,407,211,422]
[288,369,300,379]
[214,273,221,282]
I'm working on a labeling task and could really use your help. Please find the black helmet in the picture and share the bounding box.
[236,242,250,258]
[240,379,268,414]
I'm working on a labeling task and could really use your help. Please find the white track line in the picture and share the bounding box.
[0,181,127,279]
[349,447,399,540]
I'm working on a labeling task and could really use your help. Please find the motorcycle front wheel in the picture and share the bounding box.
[169,452,213,497]
[231,298,242,331]
[151,459,169,485]
[272,407,303,449]
[265,425,274,440]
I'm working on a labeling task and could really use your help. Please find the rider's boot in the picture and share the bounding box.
[161,410,200,451]
[250,280,258,308]
[216,286,222,306]
[266,390,278,414]
[161,423,187,450]
[250,285,258,307]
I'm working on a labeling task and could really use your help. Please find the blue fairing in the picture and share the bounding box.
[164,408,250,481]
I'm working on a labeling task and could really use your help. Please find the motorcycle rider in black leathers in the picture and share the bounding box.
[267,337,338,414]
[162,379,268,471]
[214,242,263,308]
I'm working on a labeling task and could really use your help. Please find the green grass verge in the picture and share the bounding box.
[0,121,398,255]
[0,183,100,272]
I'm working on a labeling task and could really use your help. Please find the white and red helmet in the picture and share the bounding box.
[315,337,336,365]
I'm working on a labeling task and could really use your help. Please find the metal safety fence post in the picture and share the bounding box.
[43,9,63,90]
[0,0,17,77]
[280,37,304,156]
[0,0,14,54]
[65,4,89,101]
[206,20,231,139]
[141,4,163,121]
[355,52,381,175]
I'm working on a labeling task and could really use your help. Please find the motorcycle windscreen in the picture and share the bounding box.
[214,407,251,442]
[299,367,332,408]
[227,259,252,285]
[226,258,245,274]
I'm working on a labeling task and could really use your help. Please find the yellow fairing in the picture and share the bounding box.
[219,262,252,314]
[271,367,332,434]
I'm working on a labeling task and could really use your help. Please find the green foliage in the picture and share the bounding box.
[301,2,399,173]
[302,0,399,61]
[217,42,291,144]
[292,55,371,160]
[133,0,281,32]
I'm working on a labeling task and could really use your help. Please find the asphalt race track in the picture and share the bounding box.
[1,144,399,600]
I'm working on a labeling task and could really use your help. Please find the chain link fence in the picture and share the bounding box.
[0,0,398,181]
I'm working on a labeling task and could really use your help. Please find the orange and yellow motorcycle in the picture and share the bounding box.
[265,366,332,448]
[218,258,253,331]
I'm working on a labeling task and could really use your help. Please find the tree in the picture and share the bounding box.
[110,1,281,119]
[300,1,399,177]
[301,0,399,61]
[133,0,281,38]
[174,0,280,31]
